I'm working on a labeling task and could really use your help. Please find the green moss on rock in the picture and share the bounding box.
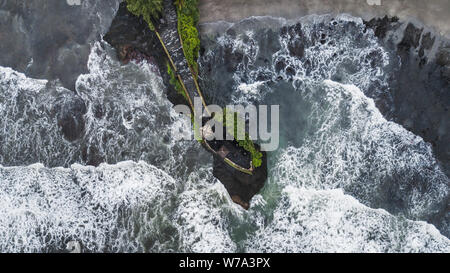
[176,0,201,75]
[167,61,189,101]
[218,109,263,168]
[125,0,163,30]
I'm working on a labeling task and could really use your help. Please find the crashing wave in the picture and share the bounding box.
[199,15,449,237]
[246,186,450,253]
[272,80,448,222]
[0,13,448,252]
[0,161,178,252]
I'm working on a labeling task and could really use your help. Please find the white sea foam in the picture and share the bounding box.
[174,184,238,253]
[206,15,391,104]
[0,40,196,169]
[201,14,449,246]
[237,81,264,95]
[0,66,80,166]
[0,15,448,253]
[272,80,448,220]
[0,161,178,252]
[246,186,450,253]
[204,15,448,222]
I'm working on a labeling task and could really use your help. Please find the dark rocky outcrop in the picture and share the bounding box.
[53,94,87,142]
[213,146,267,210]
[104,2,267,209]
[436,47,450,82]
[199,16,448,236]
[223,46,244,73]
[282,23,305,59]
[364,16,399,40]
[398,23,424,52]
[364,18,450,179]
[103,3,186,107]
[364,18,450,237]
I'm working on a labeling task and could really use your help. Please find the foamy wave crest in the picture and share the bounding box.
[275,14,390,96]
[0,67,81,166]
[200,15,448,236]
[246,186,450,252]
[0,161,178,252]
[0,41,195,170]
[76,41,190,169]
[1,14,448,252]
[273,80,448,221]
[173,167,238,253]
[201,15,392,105]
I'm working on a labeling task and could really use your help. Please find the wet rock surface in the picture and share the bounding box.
[199,15,449,237]
[213,146,267,209]
[104,3,268,208]
[0,1,449,252]
[54,93,87,142]
[365,18,450,177]
[104,2,187,106]
[365,16,399,40]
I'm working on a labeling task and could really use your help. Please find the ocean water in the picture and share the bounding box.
[0,14,448,252]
